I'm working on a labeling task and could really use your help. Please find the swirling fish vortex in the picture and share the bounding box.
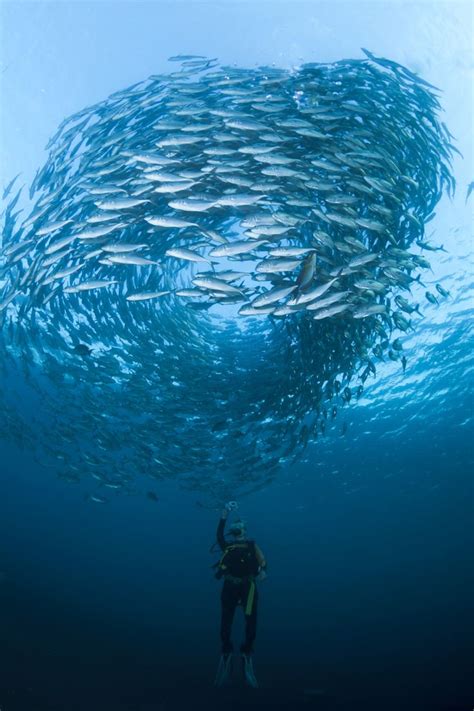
[0,53,455,497]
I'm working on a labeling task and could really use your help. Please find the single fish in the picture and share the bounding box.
[126,291,170,301]
[250,285,297,308]
[209,240,266,258]
[166,247,211,263]
[108,255,157,266]
[145,216,198,229]
[64,280,117,293]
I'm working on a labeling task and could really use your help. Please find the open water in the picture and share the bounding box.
[0,2,473,710]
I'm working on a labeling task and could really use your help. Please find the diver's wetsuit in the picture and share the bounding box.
[217,517,265,656]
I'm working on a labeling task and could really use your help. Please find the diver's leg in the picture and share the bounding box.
[241,585,258,655]
[241,586,259,689]
[220,582,237,654]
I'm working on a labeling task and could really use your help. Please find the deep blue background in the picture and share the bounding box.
[1,389,473,710]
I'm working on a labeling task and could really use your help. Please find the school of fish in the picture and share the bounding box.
[0,52,455,500]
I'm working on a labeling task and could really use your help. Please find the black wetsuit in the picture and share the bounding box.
[217,517,259,656]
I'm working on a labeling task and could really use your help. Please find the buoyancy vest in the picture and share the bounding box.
[215,540,260,581]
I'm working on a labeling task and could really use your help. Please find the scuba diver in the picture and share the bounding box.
[214,501,267,688]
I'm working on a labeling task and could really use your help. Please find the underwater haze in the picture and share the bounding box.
[0,2,473,711]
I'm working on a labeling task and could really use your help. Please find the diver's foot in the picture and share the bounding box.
[241,654,258,688]
[214,653,233,687]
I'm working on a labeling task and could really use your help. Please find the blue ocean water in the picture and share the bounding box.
[0,2,473,711]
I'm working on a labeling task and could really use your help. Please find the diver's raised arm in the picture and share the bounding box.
[217,508,228,550]
[217,501,237,550]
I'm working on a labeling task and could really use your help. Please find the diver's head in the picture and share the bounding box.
[228,519,247,540]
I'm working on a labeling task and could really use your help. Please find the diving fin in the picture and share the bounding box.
[242,654,258,688]
[214,653,233,687]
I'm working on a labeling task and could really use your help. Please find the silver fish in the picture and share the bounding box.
[126,291,170,301]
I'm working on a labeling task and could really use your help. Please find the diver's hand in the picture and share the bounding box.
[257,570,267,582]
[222,501,238,518]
